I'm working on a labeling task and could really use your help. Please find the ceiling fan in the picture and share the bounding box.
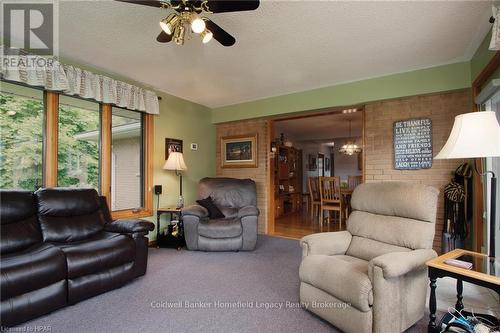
[115,0,260,46]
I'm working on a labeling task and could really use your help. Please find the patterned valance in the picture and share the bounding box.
[0,47,160,115]
[490,5,500,51]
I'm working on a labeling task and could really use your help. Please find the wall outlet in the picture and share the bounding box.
[190,143,198,151]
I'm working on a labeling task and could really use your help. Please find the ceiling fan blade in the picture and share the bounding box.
[157,31,172,43]
[114,0,165,8]
[205,0,259,13]
[205,20,235,47]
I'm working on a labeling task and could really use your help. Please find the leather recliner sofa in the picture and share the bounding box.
[0,188,155,327]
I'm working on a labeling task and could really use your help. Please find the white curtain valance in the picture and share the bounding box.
[490,5,500,51]
[0,47,160,115]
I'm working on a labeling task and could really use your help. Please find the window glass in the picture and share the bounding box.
[58,95,100,189]
[111,106,144,211]
[0,82,44,190]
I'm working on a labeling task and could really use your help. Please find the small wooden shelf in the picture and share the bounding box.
[274,145,303,218]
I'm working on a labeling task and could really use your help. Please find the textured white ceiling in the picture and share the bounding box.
[57,0,491,108]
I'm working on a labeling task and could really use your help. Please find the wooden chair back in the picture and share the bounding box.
[348,175,362,189]
[308,177,320,202]
[319,176,341,203]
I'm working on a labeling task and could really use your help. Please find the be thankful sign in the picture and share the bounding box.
[393,118,433,170]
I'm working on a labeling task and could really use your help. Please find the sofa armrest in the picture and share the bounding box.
[238,206,259,218]
[104,219,155,234]
[181,204,208,219]
[300,231,352,258]
[369,249,437,279]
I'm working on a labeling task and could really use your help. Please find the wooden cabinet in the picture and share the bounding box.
[274,145,303,218]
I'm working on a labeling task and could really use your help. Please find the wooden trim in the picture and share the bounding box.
[144,113,154,215]
[267,120,275,234]
[361,108,366,182]
[472,52,500,94]
[110,113,154,220]
[271,106,364,122]
[471,50,499,253]
[100,104,112,208]
[43,92,59,187]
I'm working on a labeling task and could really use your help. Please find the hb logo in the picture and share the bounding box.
[3,3,54,55]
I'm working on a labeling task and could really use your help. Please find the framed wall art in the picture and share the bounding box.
[221,134,258,168]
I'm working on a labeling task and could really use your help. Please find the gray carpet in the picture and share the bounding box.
[21,235,429,332]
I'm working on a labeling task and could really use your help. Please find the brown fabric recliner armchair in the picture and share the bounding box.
[299,182,439,333]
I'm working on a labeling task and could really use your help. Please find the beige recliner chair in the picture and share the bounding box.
[299,182,439,333]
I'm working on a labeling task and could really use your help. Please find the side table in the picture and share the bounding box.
[426,249,500,333]
[156,207,185,250]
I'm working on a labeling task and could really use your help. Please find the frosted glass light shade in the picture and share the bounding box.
[163,152,187,171]
[434,111,500,159]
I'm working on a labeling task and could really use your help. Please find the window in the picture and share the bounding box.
[58,95,100,189]
[111,106,144,211]
[0,81,153,219]
[0,82,44,190]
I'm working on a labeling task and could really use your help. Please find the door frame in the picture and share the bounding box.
[267,107,366,235]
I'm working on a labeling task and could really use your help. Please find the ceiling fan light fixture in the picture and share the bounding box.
[173,24,186,45]
[190,15,206,34]
[160,13,180,35]
[201,29,213,43]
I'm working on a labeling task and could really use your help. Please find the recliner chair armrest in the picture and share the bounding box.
[238,206,259,218]
[369,249,437,279]
[104,219,155,234]
[181,205,208,219]
[300,231,352,257]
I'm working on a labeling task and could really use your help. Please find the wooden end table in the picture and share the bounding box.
[426,249,500,333]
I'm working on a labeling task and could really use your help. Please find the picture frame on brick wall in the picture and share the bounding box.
[221,134,258,168]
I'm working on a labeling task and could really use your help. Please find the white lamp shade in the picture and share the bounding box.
[434,111,500,159]
[163,152,187,171]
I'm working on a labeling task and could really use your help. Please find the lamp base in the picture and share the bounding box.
[176,196,184,209]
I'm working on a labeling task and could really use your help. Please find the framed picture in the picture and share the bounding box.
[221,134,258,168]
[165,138,183,160]
[308,155,317,171]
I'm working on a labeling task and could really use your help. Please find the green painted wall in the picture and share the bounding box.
[150,91,215,239]
[470,31,497,83]
[211,62,472,123]
[58,58,216,240]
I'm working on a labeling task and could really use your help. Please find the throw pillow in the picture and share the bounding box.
[196,197,225,219]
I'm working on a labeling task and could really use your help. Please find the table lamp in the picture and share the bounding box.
[163,152,187,208]
[435,111,500,257]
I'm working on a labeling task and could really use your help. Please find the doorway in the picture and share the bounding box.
[268,108,365,239]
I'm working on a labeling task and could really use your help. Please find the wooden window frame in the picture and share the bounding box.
[41,91,153,220]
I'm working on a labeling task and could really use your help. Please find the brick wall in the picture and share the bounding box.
[364,90,471,253]
[215,90,472,252]
[216,119,269,233]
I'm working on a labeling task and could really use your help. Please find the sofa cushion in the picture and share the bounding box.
[1,243,66,301]
[346,236,411,261]
[36,188,106,242]
[198,218,242,238]
[0,190,42,255]
[54,232,135,279]
[299,254,373,312]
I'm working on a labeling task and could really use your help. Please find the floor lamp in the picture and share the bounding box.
[435,111,500,257]
[163,152,187,209]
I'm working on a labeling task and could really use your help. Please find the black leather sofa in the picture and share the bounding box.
[0,188,155,327]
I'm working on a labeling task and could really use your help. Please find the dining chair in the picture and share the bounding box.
[348,175,363,189]
[307,177,321,219]
[319,176,343,227]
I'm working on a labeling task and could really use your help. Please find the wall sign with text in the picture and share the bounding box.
[393,118,433,170]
